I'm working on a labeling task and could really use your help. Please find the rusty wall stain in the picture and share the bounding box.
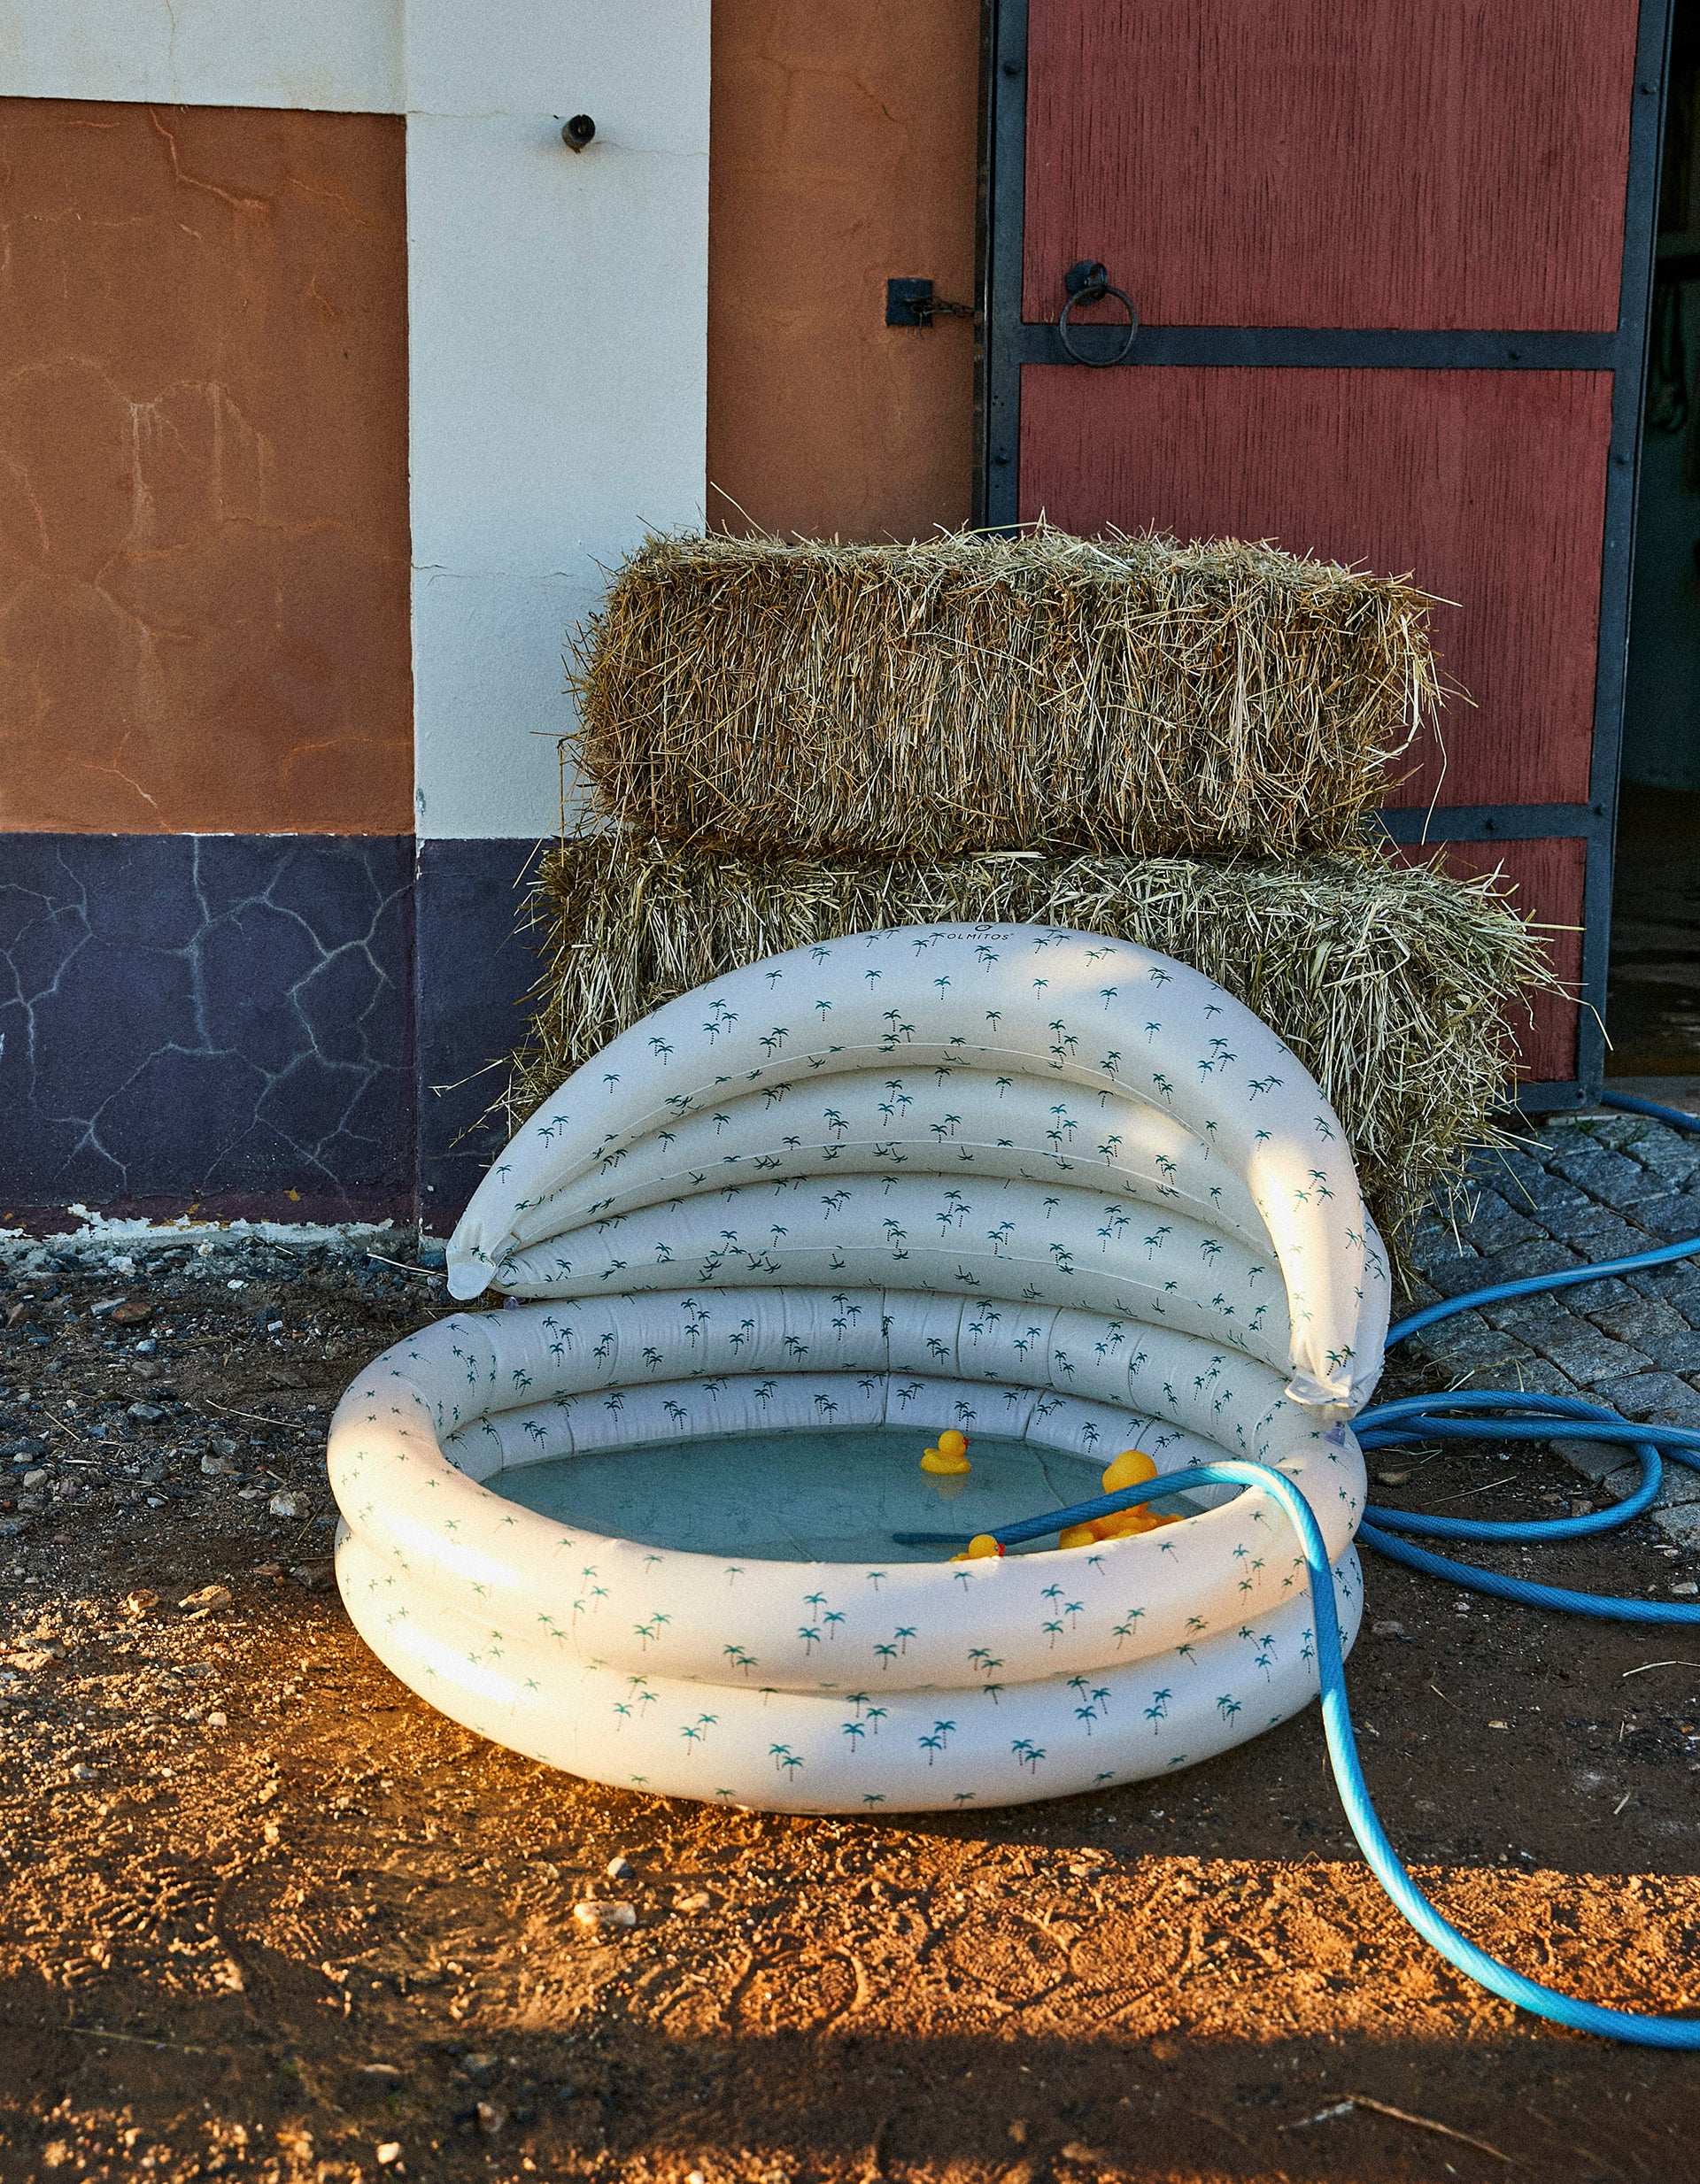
[0,99,412,833]
[707,1,980,544]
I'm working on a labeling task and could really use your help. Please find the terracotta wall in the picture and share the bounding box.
[0,99,412,834]
[707,0,981,543]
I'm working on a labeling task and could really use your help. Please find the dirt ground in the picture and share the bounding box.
[3,1237,1700,2184]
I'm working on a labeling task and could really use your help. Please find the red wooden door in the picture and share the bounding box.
[982,0,1668,1097]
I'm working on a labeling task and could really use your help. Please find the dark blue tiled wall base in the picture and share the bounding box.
[0,835,415,1223]
[416,837,548,1225]
[0,833,551,1231]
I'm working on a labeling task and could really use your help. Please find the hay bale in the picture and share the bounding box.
[508,831,1553,1259]
[567,526,1441,860]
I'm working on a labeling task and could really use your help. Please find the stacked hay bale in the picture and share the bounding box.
[512,525,1551,1254]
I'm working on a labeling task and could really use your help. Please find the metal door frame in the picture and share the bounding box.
[974,0,1673,1110]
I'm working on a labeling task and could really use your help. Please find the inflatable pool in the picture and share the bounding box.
[329,922,1386,1811]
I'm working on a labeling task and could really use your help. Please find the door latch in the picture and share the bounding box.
[886,278,976,329]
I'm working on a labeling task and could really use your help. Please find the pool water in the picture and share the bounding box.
[490,1425,1145,1563]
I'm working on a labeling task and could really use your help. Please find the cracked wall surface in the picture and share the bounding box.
[0,30,709,1217]
[0,832,414,1218]
[0,98,412,832]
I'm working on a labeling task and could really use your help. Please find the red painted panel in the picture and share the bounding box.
[1023,0,1639,331]
[1019,365,1613,810]
[1392,837,1584,1084]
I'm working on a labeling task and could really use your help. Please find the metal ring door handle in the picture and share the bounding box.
[1057,259,1139,367]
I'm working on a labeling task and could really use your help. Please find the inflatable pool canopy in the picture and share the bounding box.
[329,922,1387,1811]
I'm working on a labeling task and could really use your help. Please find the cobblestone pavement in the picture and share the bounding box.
[1403,1104,1700,1548]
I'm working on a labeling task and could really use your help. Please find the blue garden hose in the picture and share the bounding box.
[960,1091,1700,2045]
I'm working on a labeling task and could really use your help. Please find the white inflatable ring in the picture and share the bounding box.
[332,924,1384,1812]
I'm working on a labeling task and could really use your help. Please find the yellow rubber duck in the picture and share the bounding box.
[1093,1508,1160,1540]
[1101,1447,1158,1494]
[1088,1447,1162,1543]
[950,1532,1003,1562]
[920,1427,971,1476]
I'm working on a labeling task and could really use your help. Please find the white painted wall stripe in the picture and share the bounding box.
[0,0,405,113]
[406,14,711,837]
